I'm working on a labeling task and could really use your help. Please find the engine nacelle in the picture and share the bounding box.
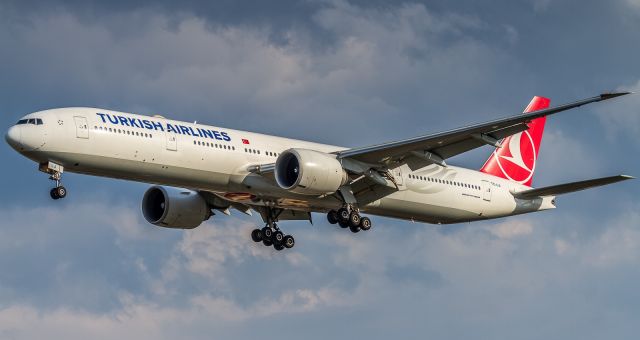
[275,149,348,195]
[142,186,210,229]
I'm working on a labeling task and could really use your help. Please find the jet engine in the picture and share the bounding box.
[142,186,211,229]
[275,149,348,195]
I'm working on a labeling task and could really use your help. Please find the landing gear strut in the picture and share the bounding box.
[327,205,373,233]
[40,162,67,200]
[250,207,295,250]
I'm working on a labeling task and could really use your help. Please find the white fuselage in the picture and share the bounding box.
[6,108,555,224]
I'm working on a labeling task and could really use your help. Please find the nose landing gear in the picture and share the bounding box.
[40,162,67,200]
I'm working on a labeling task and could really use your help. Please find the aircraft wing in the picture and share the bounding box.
[336,93,629,169]
[512,175,634,199]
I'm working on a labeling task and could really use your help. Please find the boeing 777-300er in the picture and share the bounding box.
[5,93,634,250]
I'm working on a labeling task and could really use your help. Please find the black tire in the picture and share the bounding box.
[262,227,273,240]
[273,230,284,244]
[56,186,67,199]
[251,229,263,242]
[349,212,361,228]
[360,217,372,231]
[327,210,339,224]
[283,235,295,249]
[274,243,284,251]
[337,208,350,222]
[349,225,360,233]
[338,220,349,228]
[263,239,273,246]
[50,188,59,200]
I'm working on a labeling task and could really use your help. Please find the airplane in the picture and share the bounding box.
[5,92,634,251]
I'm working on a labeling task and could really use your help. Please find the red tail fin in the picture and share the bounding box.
[480,96,550,187]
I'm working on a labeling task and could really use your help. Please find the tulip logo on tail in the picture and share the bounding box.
[480,96,550,187]
[493,130,537,185]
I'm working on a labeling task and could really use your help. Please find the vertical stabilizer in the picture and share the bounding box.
[480,96,550,187]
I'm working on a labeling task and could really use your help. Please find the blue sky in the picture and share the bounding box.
[1,0,639,339]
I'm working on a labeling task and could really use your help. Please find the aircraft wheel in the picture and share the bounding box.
[251,229,263,242]
[262,227,273,240]
[327,210,339,224]
[337,208,350,222]
[349,225,361,233]
[283,235,295,249]
[349,212,361,228]
[50,188,60,200]
[56,186,67,199]
[360,217,372,231]
[274,243,285,251]
[273,230,284,244]
[263,239,273,247]
[338,220,349,228]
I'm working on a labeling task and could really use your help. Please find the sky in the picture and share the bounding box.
[0,0,639,339]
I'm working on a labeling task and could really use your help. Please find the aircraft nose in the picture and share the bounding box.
[5,125,21,150]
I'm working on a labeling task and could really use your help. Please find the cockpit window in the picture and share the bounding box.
[16,118,43,125]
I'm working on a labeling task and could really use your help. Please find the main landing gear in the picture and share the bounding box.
[250,208,295,251]
[327,205,372,233]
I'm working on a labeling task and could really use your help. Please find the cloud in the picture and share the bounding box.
[0,1,524,146]
[623,0,640,9]
[1,196,639,339]
[487,219,534,239]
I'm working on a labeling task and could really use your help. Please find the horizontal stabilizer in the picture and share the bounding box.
[512,175,634,199]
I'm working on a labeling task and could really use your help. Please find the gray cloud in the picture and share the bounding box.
[1,200,639,339]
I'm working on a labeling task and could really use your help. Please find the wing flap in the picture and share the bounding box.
[512,175,634,199]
